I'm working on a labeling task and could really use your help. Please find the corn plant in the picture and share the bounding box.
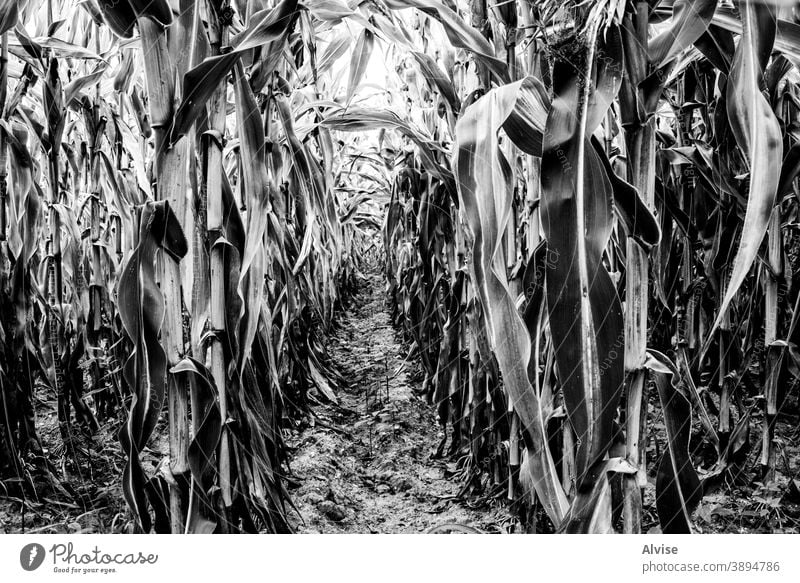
[1,0,800,536]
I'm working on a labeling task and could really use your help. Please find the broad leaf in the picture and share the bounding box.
[129,0,173,26]
[97,0,137,39]
[383,0,509,84]
[168,53,240,145]
[231,0,299,53]
[706,1,781,348]
[540,29,626,489]
[454,75,568,526]
[118,200,188,533]
[648,0,717,67]
[645,350,703,534]
[347,27,374,102]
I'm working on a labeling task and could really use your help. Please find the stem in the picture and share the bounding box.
[620,4,656,534]
[0,34,7,243]
[761,208,782,482]
[137,15,191,534]
[205,8,233,522]
[470,0,490,90]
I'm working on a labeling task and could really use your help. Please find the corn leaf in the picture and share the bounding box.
[347,27,374,102]
[321,108,454,186]
[168,0,300,145]
[410,51,460,115]
[170,357,222,533]
[454,75,568,526]
[233,62,271,371]
[97,0,137,38]
[231,0,299,53]
[168,53,240,145]
[315,31,351,75]
[645,350,703,534]
[540,29,626,489]
[591,136,661,249]
[648,0,717,67]
[118,200,187,533]
[560,458,637,533]
[707,1,781,346]
[383,0,509,84]
[129,0,173,26]
[0,0,24,35]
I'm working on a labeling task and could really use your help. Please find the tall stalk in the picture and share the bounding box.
[470,0,490,90]
[0,34,6,247]
[136,14,191,533]
[88,23,106,413]
[43,56,69,441]
[203,2,233,528]
[619,4,655,534]
[761,208,782,481]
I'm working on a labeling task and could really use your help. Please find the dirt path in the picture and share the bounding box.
[285,267,507,533]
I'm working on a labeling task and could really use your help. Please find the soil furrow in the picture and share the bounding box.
[286,267,506,533]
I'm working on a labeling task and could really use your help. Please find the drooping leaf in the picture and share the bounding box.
[13,25,43,63]
[454,74,568,526]
[321,108,454,187]
[591,137,661,249]
[32,37,104,60]
[712,5,800,65]
[303,0,358,23]
[648,0,717,67]
[706,1,782,349]
[383,0,509,84]
[695,25,735,73]
[144,476,171,534]
[645,350,703,534]
[128,0,173,26]
[540,28,626,489]
[0,0,25,35]
[96,0,137,39]
[168,53,240,145]
[168,0,300,145]
[347,27,374,102]
[118,200,188,533]
[274,94,321,278]
[777,143,800,198]
[233,62,271,371]
[64,64,107,107]
[410,51,460,115]
[231,0,299,53]
[315,31,351,75]
[560,458,637,533]
[501,76,551,157]
[170,357,222,533]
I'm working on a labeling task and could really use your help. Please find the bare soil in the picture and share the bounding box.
[284,268,509,533]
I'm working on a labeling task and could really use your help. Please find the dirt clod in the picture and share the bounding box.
[317,500,347,522]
